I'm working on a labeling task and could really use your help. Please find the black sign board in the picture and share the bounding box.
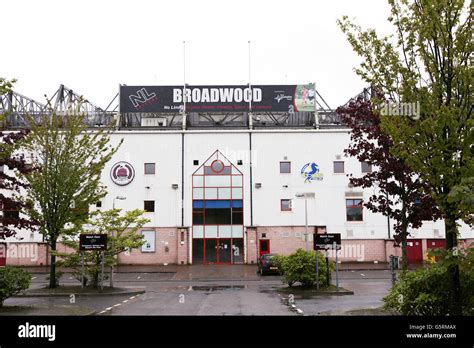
[119,84,315,114]
[314,233,341,250]
[79,234,107,251]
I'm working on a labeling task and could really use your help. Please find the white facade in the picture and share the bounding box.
[93,129,472,237]
[4,128,473,265]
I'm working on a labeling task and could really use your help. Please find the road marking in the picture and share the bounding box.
[123,300,128,303]
[98,310,107,314]
[296,309,304,314]
[105,307,113,311]
[360,273,366,277]
[31,277,37,280]
[137,276,141,279]
[113,304,121,307]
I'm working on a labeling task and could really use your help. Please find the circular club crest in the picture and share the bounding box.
[210,159,225,173]
[301,162,324,183]
[110,161,135,186]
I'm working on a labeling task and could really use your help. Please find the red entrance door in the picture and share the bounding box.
[204,239,232,264]
[259,239,270,257]
[406,239,423,264]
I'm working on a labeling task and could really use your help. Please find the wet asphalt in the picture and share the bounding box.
[4,269,393,316]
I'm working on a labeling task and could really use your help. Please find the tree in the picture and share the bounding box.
[20,112,122,288]
[0,78,37,240]
[337,92,441,270]
[338,0,472,314]
[57,209,149,288]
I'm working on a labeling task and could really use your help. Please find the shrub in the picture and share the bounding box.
[383,248,474,315]
[0,266,31,307]
[280,248,335,287]
[271,254,286,275]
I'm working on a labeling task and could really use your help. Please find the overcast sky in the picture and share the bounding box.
[2,0,394,109]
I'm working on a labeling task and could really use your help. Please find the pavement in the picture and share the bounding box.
[2,265,395,316]
[17,261,396,273]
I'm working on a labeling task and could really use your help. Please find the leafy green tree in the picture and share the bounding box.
[57,209,149,288]
[20,112,122,288]
[338,0,472,315]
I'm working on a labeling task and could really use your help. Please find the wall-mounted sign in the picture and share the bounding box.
[314,233,341,250]
[119,84,315,113]
[141,231,155,252]
[110,161,135,186]
[79,234,108,251]
[301,162,324,183]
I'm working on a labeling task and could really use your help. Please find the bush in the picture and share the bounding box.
[280,248,335,287]
[271,254,286,275]
[383,248,474,315]
[0,266,32,307]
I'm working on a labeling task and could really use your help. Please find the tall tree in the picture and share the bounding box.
[21,112,122,288]
[0,78,37,240]
[57,209,149,288]
[338,0,472,314]
[337,92,441,270]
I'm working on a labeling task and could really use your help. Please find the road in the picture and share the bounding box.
[4,267,393,316]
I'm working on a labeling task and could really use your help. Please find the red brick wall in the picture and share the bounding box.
[118,227,179,265]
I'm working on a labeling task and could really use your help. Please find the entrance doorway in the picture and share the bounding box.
[191,150,244,265]
[193,238,244,264]
[259,239,270,257]
[205,239,231,264]
[406,239,423,264]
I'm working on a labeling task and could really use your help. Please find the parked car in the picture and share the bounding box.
[257,253,280,275]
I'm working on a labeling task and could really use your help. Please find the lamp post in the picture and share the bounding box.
[295,192,315,251]
[110,196,126,288]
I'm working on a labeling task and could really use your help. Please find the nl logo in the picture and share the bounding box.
[129,87,158,109]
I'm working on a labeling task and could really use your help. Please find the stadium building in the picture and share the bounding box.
[1,84,472,266]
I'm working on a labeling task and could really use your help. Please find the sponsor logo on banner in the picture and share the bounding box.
[110,161,135,186]
[128,88,158,109]
[301,162,323,183]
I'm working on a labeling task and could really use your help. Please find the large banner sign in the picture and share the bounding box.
[119,84,315,113]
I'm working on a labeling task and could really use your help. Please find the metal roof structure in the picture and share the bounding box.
[1,84,350,130]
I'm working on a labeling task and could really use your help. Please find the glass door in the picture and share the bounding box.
[218,239,232,264]
[205,239,217,263]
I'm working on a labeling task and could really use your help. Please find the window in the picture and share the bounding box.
[281,199,292,211]
[280,161,291,173]
[96,201,102,208]
[237,160,243,165]
[361,161,372,173]
[193,160,199,166]
[3,210,19,220]
[346,199,363,221]
[333,161,345,173]
[141,231,155,252]
[144,200,155,212]
[144,163,155,174]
